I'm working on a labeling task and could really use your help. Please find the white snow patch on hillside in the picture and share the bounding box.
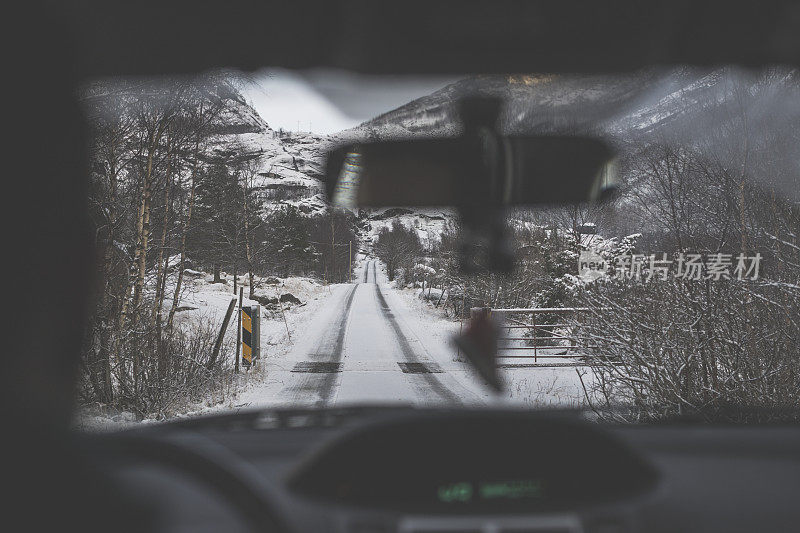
[365,208,454,247]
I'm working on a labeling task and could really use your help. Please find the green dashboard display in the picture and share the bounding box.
[437,479,545,503]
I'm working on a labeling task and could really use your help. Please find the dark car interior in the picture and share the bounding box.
[5,1,800,532]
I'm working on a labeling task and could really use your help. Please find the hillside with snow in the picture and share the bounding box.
[127,67,798,248]
[337,67,799,142]
[198,83,332,216]
[329,66,800,244]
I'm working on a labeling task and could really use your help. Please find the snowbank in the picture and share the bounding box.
[75,270,340,431]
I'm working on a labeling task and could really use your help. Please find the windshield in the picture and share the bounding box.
[76,67,800,428]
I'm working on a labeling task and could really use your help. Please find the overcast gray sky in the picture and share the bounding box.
[241,68,457,135]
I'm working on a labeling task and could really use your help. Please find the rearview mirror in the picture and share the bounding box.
[326,135,617,208]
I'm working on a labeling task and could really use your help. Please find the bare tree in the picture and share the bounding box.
[374,220,422,281]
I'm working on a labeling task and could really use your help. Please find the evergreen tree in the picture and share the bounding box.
[262,205,316,277]
[309,208,359,283]
[189,161,243,281]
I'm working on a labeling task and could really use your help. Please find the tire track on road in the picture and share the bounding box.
[373,283,462,404]
[280,283,359,406]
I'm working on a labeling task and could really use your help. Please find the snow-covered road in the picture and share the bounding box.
[79,259,594,428]
[239,260,486,408]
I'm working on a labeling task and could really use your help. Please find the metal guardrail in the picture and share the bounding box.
[472,307,596,364]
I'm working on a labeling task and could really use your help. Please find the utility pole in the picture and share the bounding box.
[235,286,243,373]
[349,240,352,282]
[330,215,336,282]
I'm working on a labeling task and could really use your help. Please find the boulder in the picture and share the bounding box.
[279,293,302,305]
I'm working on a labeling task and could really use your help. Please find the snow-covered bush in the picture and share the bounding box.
[80,308,235,418]
[574,278,800,422]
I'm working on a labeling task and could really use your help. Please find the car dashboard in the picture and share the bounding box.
[89,407,800,533]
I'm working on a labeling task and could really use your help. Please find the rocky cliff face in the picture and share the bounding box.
[202,83,331,215]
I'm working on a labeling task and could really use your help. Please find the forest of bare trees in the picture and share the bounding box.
[374,220,424,282]
[79,75,358,416]
[573,81,800,421]
[81,76,229,415]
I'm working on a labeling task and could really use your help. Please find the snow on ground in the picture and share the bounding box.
[390,282,596,409]
[222,257,490,409]
[77,258,597,430]
[169,270,326,335]
[75,269,341,430]
[351,258,595,408]
[170,271,346,409]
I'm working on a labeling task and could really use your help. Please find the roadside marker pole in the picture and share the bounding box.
[277,290,291,342]
[235,286,243,373]
[242,305,253,368]
[252,304,261,362]
[210,298,236,369]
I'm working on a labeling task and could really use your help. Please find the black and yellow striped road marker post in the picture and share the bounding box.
[242,306,253,367]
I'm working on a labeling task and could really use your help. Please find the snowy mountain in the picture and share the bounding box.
[197,66,797,247]
[334,70,688,140]
[201,83,331,215]
[330,66,800,244]
[341,67,798,142]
